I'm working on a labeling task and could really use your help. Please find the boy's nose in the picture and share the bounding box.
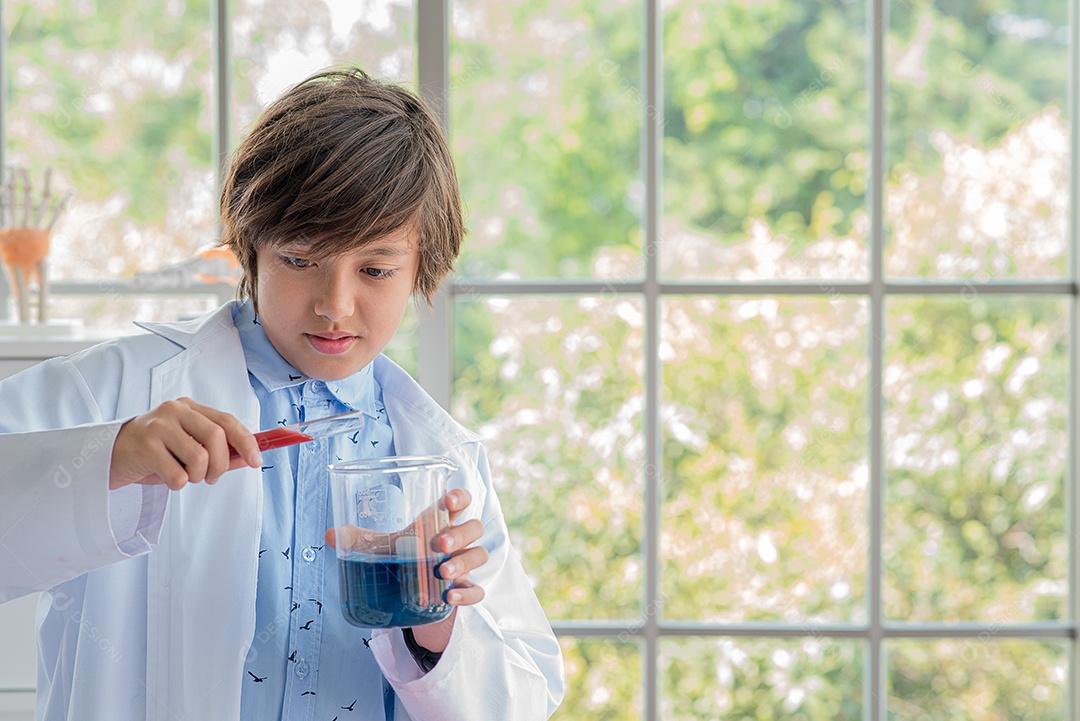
[313,275,355,321]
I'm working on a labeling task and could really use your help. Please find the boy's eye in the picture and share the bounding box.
[282,256,314,269]
[363,268,397,279]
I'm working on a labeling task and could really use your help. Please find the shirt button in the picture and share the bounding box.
[302,547,317,563]
[311,381,325,391]
[294,660,310,679]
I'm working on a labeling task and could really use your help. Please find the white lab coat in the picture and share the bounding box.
[0,302,564,721]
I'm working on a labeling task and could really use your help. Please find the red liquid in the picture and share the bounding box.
[229,428,314,459]
[255,427,315,451]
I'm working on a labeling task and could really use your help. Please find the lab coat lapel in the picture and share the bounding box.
[373,354,479,456]
[142,306,262,721]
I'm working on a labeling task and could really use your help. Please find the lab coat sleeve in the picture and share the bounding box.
[0,355,168,603]
[369,443,565,720]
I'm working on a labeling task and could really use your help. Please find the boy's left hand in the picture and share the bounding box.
[408,488,487,655]
[432,488,488,606]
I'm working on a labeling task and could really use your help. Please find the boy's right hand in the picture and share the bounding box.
[109,397,263,491]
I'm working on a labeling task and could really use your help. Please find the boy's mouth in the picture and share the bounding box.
[306,333,357,355]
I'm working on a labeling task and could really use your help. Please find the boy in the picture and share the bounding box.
[0,67,564,720]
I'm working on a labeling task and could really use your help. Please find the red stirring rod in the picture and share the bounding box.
[255,427,315,451]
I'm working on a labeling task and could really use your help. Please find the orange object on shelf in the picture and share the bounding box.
[0,166,73,323]
[0,227,49,281]
[0,226,51,323]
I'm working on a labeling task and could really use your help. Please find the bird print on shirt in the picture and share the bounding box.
[300,619,315,630]
[258,549,267,558]
[309,598,323,614]
[370,440,378,447]
[247,671,266,683]
[348,431,360,444]
[289,374,302,381]
[282,548,290,560]
[341,700,357,711]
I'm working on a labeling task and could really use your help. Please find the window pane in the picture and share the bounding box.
[553,638,641,721]
[884,297,1068,622]
[453,295,644,620]
[662,0,868,281]
[231,0,415,139]
[662,297,868,623]
[450,0,643,279]
[662,637,862,720]
[887,640,1067,719]
[6,1,213,311]
[886,2,1068,278]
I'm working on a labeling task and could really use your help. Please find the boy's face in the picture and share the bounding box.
[254,225,420,381]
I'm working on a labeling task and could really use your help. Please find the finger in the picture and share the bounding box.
[139,440,194,491]
[141,415,214,485]
[146,400,232,483]
[445,577,484,607]
[437,518,484,555]
[445,488,472,523]
[170,433,211,486]
[179,398,262,468]
[435,545,489,581]
[173,410,232,482]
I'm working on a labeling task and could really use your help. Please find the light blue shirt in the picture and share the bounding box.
[234,300,398,720]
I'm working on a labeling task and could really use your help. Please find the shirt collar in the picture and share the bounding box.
[234,300,380,418]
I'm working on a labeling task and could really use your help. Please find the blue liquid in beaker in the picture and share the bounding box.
[338,554,452,628]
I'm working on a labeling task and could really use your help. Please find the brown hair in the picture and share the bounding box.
[219,66,463,307]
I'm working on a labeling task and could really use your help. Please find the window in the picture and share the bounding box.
[3,0,219,329]
[445,0,1075,718]
[1,1,1075,718]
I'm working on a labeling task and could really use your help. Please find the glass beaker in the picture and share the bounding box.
[328,456,457,628]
